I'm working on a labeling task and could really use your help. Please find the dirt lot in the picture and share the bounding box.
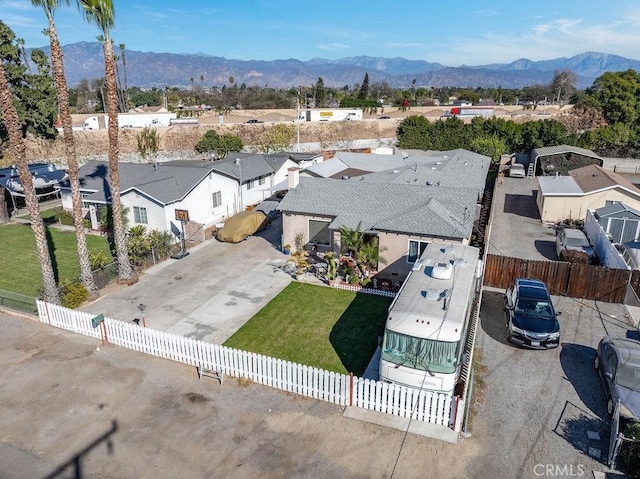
[0,312,487,479]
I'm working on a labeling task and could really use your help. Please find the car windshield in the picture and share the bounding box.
[381,329,458,374]
[565,237,589,247]
[617,362,640,391]
[515,299,554,318]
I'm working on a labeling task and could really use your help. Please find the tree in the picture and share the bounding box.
[588,70,640,126]
[194,129,243,157]
[396,115,432,149]
[136,126,160,162]
[470,135,506,163]
[550,69,577,103]
[119,42,128,111]
[358,73,369,100]
[315,77,326,108]
[33,0,98,296]
[0,53,60,303]
[257,123,295,154]
[80,0,137,284]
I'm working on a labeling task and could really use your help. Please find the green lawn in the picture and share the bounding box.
[223,282,392,376]
[0,224,113,297]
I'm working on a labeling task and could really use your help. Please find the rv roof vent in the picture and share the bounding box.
[431,262,452,280]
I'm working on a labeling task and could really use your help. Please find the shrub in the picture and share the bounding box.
[559,249,589,264]
[53,206,74,225]
[619,421,640,475]
[89,249,110,270]
[59,280,89,309]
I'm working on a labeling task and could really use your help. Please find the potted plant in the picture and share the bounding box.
[283,244,291,255]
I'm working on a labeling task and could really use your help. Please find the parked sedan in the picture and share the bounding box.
[556,228,595,260]
[594,336,640,420]
[504,278,560,349]
[245,119,263,124]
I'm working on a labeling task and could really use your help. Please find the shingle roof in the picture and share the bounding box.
[277,176,477,239]
[569,164,640,194]
[62,160,218,204]
[164,154,284,183]
[303,149,489,195]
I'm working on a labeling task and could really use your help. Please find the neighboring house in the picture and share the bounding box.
[278,149,490,280]
[530,145,602,176]
[302,149,489,197]
[0,163,68,213]
[59,154,319,235]
[537,164,640,223]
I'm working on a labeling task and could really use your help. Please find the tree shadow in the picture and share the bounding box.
[479,290,511,346]
[329,293,392,376]
[44,226,59,284]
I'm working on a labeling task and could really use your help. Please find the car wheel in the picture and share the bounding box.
[607,397,614,417]
[594,355,600,371]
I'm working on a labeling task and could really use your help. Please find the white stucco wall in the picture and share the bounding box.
[539,188,640,223]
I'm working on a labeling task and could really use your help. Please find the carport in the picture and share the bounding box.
[531,145,603,176]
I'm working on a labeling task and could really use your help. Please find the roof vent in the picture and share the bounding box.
[436,161,442,165]
[431,262,452,279]
[342,175,350,180]
[426,181,433,185]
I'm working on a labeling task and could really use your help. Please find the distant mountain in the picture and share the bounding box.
[32,42,640,89]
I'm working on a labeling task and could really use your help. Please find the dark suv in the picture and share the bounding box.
[504,278,560,349]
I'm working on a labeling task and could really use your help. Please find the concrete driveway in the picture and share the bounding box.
[488,177,559,261]
[82,222,292,344]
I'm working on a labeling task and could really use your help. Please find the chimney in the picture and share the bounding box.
[288,167,300,189]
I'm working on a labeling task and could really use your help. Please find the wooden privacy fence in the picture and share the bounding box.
[484,254,640,303]
[36,301,457,430]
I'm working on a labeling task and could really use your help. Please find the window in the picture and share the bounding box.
[408,240,428,263]
[309,220,331,245]
[247,180,255,190]
[212,191,222,208]
[259,177,266,186]
[133,206,148,224]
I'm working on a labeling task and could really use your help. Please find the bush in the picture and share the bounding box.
[59,280,89,309]
[559,249,589,264]
[89,249,111,270]
[53,206,74,225]
[619,421,640,475]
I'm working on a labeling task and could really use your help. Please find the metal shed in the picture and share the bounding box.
[594,202,640,244]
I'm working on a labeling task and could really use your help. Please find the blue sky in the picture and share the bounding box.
[4,0,640,65]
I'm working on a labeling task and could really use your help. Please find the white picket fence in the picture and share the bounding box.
[330,282,397,298]
[36,301,456,428]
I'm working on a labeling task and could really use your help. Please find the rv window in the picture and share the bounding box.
[381,330,458,374]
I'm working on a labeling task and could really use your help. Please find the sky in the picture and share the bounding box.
[4,0,640,66]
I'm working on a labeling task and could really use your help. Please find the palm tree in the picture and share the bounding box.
[0,60,60,303]
[32,0,98,297]
[79,0,137,284]
[119,43,128,111]
[16,37,31,73]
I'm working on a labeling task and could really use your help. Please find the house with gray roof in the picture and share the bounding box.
[58,155,300,236]
[278,149,489,279]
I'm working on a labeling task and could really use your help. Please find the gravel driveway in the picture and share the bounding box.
[472,288,634,478]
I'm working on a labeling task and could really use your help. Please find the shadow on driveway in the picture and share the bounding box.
[534,239,558,260]
[503,193,541,219]
[479,290,511,346]
[559,343,608,418]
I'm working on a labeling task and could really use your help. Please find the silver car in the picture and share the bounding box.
[594,337,640,420]
[555,228,595,260]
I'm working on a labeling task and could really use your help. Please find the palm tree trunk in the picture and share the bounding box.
[0,61,60,304]
[0,186,10,224]
[103,38,137,284]
[120,44,128,112]
[47,17,98,297]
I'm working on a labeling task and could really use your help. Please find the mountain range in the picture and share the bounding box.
[36,42,640,90]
